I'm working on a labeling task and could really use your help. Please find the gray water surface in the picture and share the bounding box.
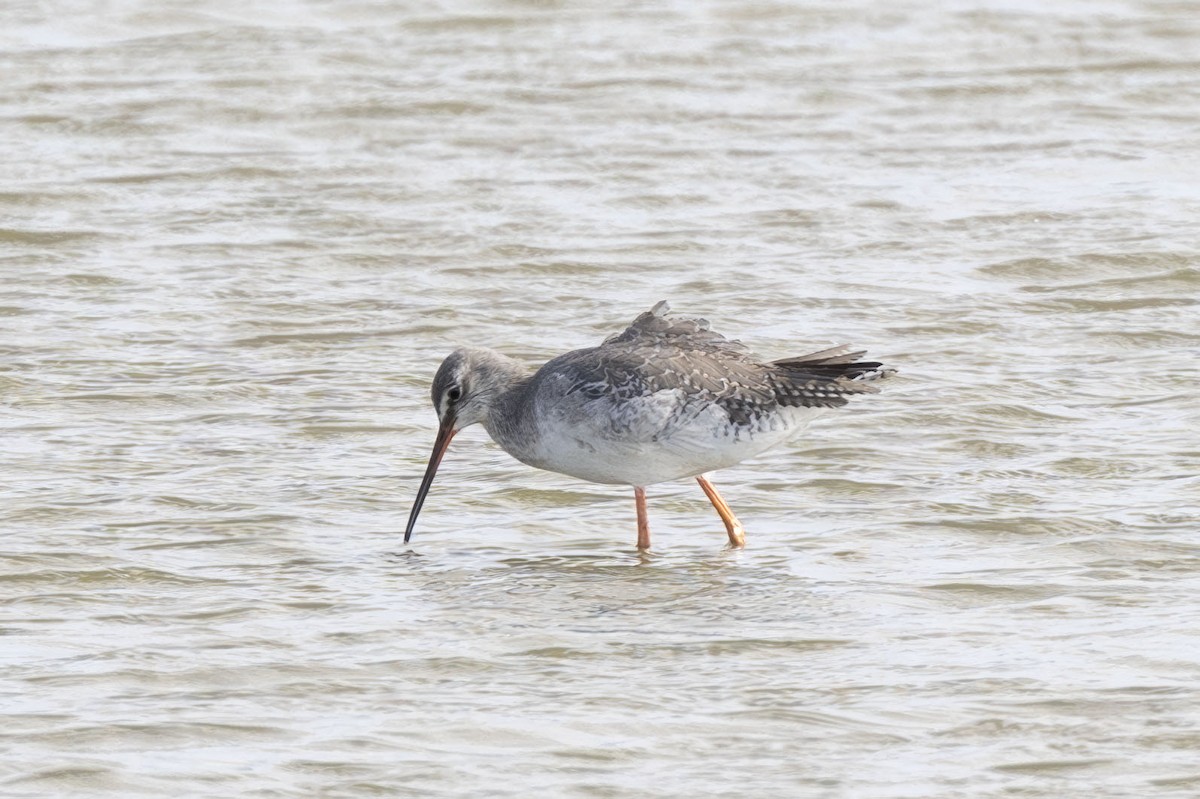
[3,1,1199,797]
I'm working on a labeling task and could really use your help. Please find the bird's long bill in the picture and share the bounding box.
[404,421,456,543]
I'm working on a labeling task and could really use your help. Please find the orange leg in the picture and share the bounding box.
[634,486,651,551]
[696,474,746,548]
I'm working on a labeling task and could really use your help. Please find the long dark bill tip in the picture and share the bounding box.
[404,422,456,543]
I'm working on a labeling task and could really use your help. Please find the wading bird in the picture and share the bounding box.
[405,301,892,550]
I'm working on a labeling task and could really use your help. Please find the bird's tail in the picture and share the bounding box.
[771,345,895,390]
[772,343,897,405]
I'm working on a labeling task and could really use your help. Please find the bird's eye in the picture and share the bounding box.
[447,386,463,402]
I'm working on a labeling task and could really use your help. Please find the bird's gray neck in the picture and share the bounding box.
[475,355,539,460]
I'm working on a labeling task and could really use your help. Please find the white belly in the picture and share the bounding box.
[509,392,824,486]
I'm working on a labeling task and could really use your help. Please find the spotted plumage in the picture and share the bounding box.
[405,300,894,550]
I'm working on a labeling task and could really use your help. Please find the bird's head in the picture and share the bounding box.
[405,347,527,543]
[428,347,509,433]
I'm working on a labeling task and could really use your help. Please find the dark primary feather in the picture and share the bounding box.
[770,345,890,402]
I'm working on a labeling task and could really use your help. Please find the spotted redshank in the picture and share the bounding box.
[405,301,892,550]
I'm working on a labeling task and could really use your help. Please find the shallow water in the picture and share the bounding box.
[3,1,1199,797]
